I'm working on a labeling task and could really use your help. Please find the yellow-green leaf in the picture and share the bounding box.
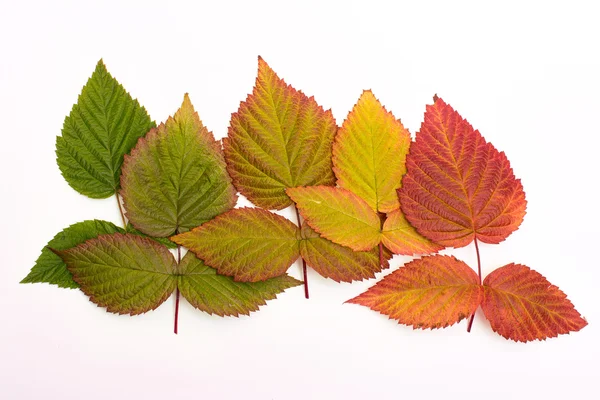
[177,252,302,317]
[333,90,411,213]
[172,208,301,282]
[120,94,237,237]
[223,57,337,210]
[287,186,381,252]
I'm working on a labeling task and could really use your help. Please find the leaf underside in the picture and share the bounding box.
[481,263,587,342]
[178,251,302,316]
[120,94,237,237]
[21,220,124,289]
[348,255,482,329]
[223,57,337,210]
[399,97,527,248]
[333,90,411,213]
[172,207,301,282]
[56,60,155,198]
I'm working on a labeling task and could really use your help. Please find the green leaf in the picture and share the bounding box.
[125,223,177,249]
[56,59,155,198]
[287,186,381,251]
[299,224,390,283]
[56,233,177,315]
[178,252,302,316]
[172,207,301,282]
[223,57,337,210]
[21,220,125,289]
[120,94,237,237]
[381,209,443,255]
[333,90,411,213]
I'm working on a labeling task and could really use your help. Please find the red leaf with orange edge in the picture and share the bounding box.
[347,255,482,329]
[481,263,587,342]
[399,97,527,248]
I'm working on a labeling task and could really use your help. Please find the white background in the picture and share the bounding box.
[1,1,599,399]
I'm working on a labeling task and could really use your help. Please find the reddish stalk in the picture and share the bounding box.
[115,193,127,228]
[174,245,182,334]
[293,205,309,299]
[466,237,482,332]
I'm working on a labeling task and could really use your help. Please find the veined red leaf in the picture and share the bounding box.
[172,208,301,282]
[399,97,527,248]
[347,255,482,329]
[481,263,587,342]
[333,90,411,213]
[121,94,237,237]
[223,57,337,210]
[299,224,390,283]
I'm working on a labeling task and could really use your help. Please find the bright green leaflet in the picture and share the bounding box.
[56,59,155,198]
[177,252,302,317]
[21,220,124,289]
[120,95,237,237]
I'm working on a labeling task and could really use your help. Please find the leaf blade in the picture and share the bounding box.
[172,208,301,282]
[287,186,381,251]
[481,263,587,342]
[56,233,177,315]
[333,90,411,213]
[178,252,302,316]
[223,57,337,209]
[120,94,237,237]
[347,255,482,329]
[399,97,527,247]
[299,224,390,283]
[56,60,155,198]
[21,220,125,289]
[381,209,443,255]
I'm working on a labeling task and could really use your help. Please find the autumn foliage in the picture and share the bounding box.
[22,57,586,341]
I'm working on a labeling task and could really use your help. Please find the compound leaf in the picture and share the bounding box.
[299,224,390,283]
[56,60,155,198]
[172,208,301,282]
[223,57,337,210]
[381,209,443,255]
[347,255,482,329]
[482,263,587,342]
[178,252,302,316]
[333,90,411,213]
[287,186,381,252]
[121,94,237,237]
[399,97,527,248]
[55,233,177,315]
[21,220,124,289]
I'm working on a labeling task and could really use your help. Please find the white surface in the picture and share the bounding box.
[1,1,599,399]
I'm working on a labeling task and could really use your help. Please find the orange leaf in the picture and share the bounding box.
[482,263,587,342]
[399,97,526,248]
[347,255,482,329]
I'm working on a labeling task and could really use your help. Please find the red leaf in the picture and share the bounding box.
[482,263,587,342]
[399,97,527,248]
[347,255,482,329]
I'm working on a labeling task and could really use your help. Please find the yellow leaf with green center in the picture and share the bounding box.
[223,57,337,210]
[120,94,237,237]
[333,90,411,213]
